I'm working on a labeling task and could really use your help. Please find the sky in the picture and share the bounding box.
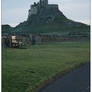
[2,0,91,27]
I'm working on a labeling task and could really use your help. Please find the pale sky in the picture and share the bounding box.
[2,0,90,27]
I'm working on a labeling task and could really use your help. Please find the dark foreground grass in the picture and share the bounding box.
[2,41,90,92]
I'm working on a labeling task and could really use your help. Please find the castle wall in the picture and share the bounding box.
[40,0,48,7]
[29,6,38,16]
[28,0,59,24]
[47,4,58,9]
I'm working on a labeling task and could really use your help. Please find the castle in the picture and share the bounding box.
[2,0,90,48]
[27,0,61,24]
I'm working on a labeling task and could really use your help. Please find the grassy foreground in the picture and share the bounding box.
[2,41,90,92]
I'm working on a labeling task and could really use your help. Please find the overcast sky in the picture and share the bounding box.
[2,0,90,27]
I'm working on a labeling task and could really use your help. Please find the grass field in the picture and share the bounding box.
[2,41,90,92]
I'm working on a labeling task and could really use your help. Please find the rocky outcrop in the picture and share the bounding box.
[27,0,66,24]
[2,0,90,40]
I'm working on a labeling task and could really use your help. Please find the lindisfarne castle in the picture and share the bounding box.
[2,0,90,48]
[28,0,58,16]
[27,0,65,24]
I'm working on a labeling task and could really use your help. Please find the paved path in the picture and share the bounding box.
[37,63,90,92]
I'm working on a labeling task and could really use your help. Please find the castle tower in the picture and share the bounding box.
[45,0,48,5]
[40,0,48,7]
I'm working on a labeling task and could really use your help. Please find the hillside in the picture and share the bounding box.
[10,15,89,39]
[2,0,90,38]
[2,25,13,33]
[14,16,89,32]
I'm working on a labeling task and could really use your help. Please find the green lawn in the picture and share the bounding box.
[2,41,90,92]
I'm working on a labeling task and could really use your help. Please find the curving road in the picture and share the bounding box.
[37,63,90,92]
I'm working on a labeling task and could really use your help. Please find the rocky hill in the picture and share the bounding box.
[2,0,90,38]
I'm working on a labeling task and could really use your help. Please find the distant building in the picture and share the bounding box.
[28,0,52,16]
[27,0,60,24]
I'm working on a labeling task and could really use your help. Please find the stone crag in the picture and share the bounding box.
[24,0,66,24]
[2,0,90,37]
